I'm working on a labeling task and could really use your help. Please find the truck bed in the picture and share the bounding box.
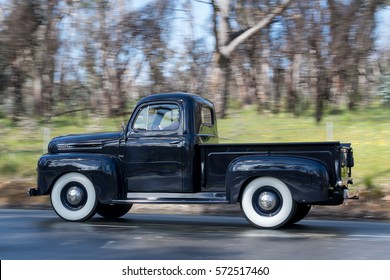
[199,142,341,192]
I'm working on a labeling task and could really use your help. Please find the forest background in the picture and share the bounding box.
[0,0,389,210]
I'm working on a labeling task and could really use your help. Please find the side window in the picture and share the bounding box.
[133,104,180,131]
[133,106,148,130]
[201,107,213,126]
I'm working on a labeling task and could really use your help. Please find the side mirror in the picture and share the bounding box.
[121,122,128,141]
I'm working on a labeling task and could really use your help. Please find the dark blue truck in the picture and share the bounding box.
[28,92,355,229]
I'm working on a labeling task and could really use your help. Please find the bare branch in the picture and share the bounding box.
[219,0,292,57]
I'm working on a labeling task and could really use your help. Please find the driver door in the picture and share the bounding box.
[124,103,184,192]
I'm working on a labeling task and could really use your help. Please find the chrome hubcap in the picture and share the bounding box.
[66,186,83,206]
[258,191,277,211]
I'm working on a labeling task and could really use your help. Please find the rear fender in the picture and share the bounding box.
[37,153,124,204]
[226,156,330,204]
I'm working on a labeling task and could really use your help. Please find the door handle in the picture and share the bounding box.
[169,140,181,145]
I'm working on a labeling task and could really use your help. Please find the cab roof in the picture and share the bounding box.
[138,92,214,108]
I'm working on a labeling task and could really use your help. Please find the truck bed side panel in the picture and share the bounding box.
[225,155,330,203]
[199,142,340,198]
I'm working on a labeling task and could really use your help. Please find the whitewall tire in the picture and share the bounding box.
[241,177,296,229]
[50,172,98,222]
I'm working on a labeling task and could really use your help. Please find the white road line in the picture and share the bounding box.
[349,234,390,239]
[240,231,337,239]
[101,240,116,249]
[83,224,139,229]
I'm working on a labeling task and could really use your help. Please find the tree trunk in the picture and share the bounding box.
[309,49,319,119]
[33,72,43,116]
[272,66,283,114]
[315,72,325,123]
[209,54,231,118]
[11,66,24,120]
[231,64,248,105]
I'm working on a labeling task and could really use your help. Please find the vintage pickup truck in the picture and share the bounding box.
[28,92,355,229]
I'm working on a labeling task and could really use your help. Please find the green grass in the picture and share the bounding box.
[1,106,389,191]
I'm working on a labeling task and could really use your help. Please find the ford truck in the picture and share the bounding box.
[28,92,355,229]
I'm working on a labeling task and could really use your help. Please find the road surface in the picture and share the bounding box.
[1,208,390,259]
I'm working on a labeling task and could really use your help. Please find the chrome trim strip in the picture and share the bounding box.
[111,199,229,204]
[126,192,226,200]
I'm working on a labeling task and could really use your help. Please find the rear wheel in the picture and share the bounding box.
[241,177,296,229]
[288,203,311,225]
[50,172,98,222]
[97,204,133,219]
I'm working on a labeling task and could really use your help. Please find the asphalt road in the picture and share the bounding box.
[1,208,390,260]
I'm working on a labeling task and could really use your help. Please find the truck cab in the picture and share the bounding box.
[122,93,217,194]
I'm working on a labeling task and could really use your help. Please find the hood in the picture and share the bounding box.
[48,131,121,154]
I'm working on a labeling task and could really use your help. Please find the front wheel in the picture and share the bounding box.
[50,172,98,222]
[241,177,296,229]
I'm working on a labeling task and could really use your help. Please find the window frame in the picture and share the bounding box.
[201,106,214,127]
[131,102,181,132]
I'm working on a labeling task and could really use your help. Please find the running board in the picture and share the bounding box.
[111,192,228,204]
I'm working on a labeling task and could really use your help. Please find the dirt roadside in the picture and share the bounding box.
[1,177,390,222]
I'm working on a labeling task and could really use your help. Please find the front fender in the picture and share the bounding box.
[226,156,330,204]
[36,153,124,204]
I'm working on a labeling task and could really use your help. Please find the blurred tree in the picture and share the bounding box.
[378,48,390,106]
[234,0,273,112]
[134,0,174,95]
[78,0,141,117]
[163,0,212,95]
[210,0,292,118]
[277,0,385,122]
[74,0,175,116]
[32,0,61,118]
[0,0,388,122]
[329,0,385,112]
[1,0,40,119]
[0,0,61,120]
